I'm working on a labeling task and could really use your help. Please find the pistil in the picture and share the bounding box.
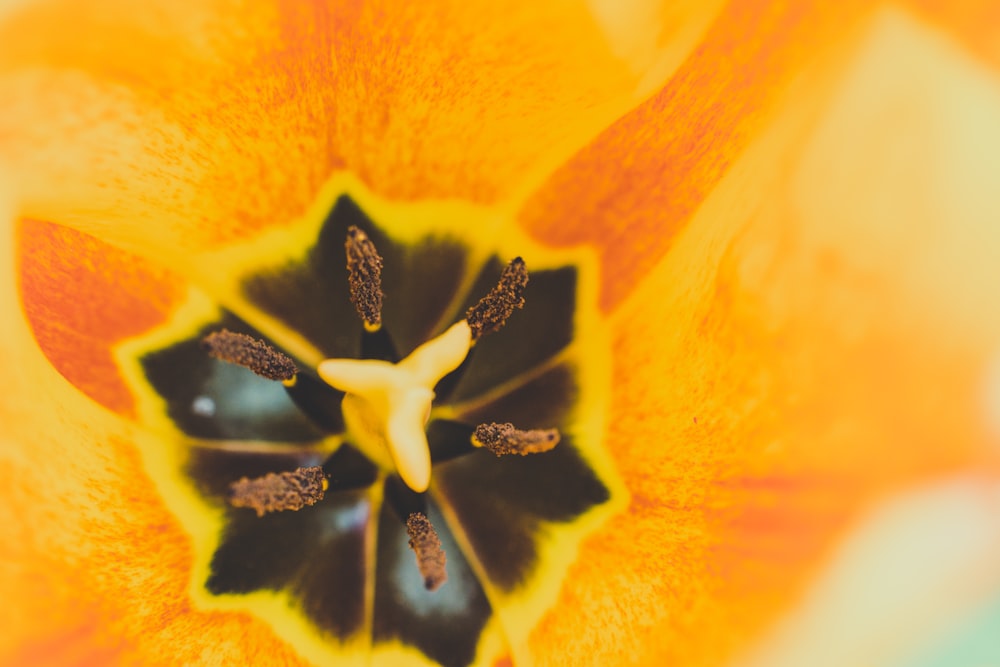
[318,320,473,493]
[318,252,532,493]
[184,218,587,605]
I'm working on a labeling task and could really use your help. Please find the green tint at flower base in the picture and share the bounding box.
[114,178,626,667]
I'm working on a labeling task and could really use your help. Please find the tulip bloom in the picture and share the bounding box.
[3,1,1000,666]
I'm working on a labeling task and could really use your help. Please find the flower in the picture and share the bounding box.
[3,1,1000,666]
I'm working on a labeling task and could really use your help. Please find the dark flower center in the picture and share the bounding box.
[126,192,621,667]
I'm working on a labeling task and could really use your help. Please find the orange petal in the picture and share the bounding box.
[317,0,685,203]
[0,191,312,666]
[906,0,1000,69]
[517,0,874,313]
[587,0,728,99]
[17,219,188,417]
[526,8,1000,666]
[0,0,721,259]
[736,475,1000,667]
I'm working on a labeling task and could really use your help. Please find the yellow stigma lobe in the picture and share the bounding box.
[318,321,473,492]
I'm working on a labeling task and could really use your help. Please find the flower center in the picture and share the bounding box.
[202,227,539,505]
[318,242,531,493]
[126,188,622,667]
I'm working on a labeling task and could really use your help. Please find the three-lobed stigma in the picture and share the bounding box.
[318,320,472,493]
[319,245,535,493]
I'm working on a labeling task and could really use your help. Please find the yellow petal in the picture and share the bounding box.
[517,0,874,312]
[587,0,727,99]
[8,2,1000,666]
[526,7,1000,666]
[0,0,721,262]
[0,193,313,664]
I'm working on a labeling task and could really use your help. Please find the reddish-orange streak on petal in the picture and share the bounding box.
[524,8,1000,664]
[710,476,848,565]
[1,211,313,663]
[518,0,870,313]
[530,220,997,667]
[16,220,186,416]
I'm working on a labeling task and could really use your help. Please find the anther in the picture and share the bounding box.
[472,422,560,456]
[465,257,528,340]
[201,330,298,381]
[229,466,328,517]
[406,512,448,591]
[345,225,384,331]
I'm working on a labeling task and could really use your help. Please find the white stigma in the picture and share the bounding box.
[318,321,473,492]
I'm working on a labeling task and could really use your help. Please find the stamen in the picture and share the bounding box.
[406,512,448,591]
[472,422,560,456]
[465,257,528,340]
[345,225,384,331]
[229,466,328,517]
[201,329,298,381]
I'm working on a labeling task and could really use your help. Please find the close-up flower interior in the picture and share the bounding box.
[3,1,1000,666]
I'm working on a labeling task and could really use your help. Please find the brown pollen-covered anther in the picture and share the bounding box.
[345,225,384,331]
[406,512,448,591]
[472,422,560,456]
[465,257,528,340]
[201,329,298,382]
[229,466,328,517]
